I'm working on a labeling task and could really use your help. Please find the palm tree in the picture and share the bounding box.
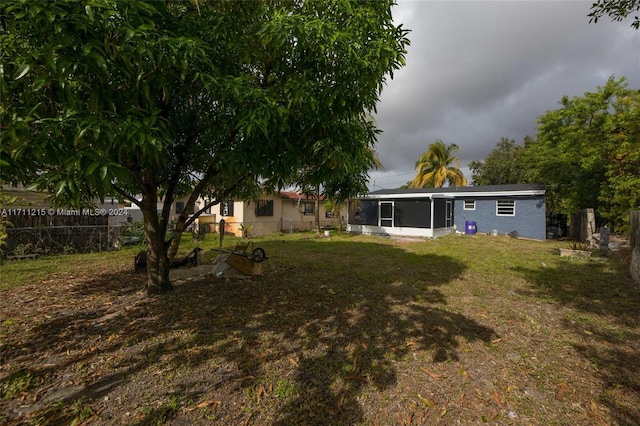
[410,140,467,188]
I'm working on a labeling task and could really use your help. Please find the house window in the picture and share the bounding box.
[175,201,185,214]
[256,199,274,217]
[496,200,516,216]
[222,200,234,216]
[325,210,335,218]
[204,200,212,215]
[464,200,476,210]
[302,202,314,215]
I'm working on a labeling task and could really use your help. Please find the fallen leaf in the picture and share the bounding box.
[256,384,266,402]
[418,394,433,407]
[555,382,570,400]
[440,408,447,417]
[421,368,441,379]
[289,358,299,367]
[243,410,255,426]
[491,337,503,344]
[193,399,221,410]
[489,409,499,420]
[493,390,502,407]
[324,404,338,414]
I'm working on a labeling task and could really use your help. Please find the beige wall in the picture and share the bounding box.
[194,193,344,237]
[241,193,284,236]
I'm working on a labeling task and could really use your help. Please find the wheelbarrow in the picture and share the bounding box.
[213,241,267,276]
[213,241,267,263]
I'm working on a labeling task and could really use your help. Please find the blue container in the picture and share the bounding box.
[465,221,477,235]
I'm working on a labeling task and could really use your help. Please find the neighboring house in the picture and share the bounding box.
[2,185,350,238]
[203,191,338,237]
[347,184,547,241]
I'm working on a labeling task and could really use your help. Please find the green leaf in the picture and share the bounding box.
[86,161,100,175]
[14,64,30,80]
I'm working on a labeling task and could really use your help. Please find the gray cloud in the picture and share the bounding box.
[370,0,640,190]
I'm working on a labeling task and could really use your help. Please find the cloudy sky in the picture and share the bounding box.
[369,0,640,190]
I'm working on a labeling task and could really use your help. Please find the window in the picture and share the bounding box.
[359,200,378,225]
[302,202,314,215]
[256,199,274,216]
[325,209,335,218]
[204,200,212,215]
[463,200,476,210]
[222,200,234,216]
[496,200,516,216]
[175,201,185,214]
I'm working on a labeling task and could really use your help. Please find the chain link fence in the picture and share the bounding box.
[3,225,116,258]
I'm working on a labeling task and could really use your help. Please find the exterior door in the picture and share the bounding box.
[445,200,453,229]
[380,201,393,227]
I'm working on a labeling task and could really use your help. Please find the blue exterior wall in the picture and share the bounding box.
[454,195,546,240]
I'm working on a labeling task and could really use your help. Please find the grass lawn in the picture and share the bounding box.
[1,232,638,425]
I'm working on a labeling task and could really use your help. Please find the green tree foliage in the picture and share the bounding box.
[0,0,409,293]
[409,140,467,188]
[525,76,640,230]
[589,0,640,29]
[295,115,383,233]
[469,137,530,186]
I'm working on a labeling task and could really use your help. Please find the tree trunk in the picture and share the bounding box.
[145,236,172,294]
[167,220,186,262]
[333,204,343,234]
[314,184,321,235]
[141,194,173,294]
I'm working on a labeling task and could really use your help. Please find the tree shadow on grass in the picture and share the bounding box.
[1,238,495,425]
[513,251,640,426]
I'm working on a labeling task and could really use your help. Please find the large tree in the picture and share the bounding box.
[524,76,640,230]
[0,0,409,293]
[589,0,640,29]
[409,140,467,188]
[468,137,530,186]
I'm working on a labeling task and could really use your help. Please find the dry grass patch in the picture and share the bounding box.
[1,233,638,425]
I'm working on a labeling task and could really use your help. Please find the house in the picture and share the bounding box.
[347,184,547,240]
[202,191,339,237]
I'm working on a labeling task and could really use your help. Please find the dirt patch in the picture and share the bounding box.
[1,235,638,425]
[169,264,214,282]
